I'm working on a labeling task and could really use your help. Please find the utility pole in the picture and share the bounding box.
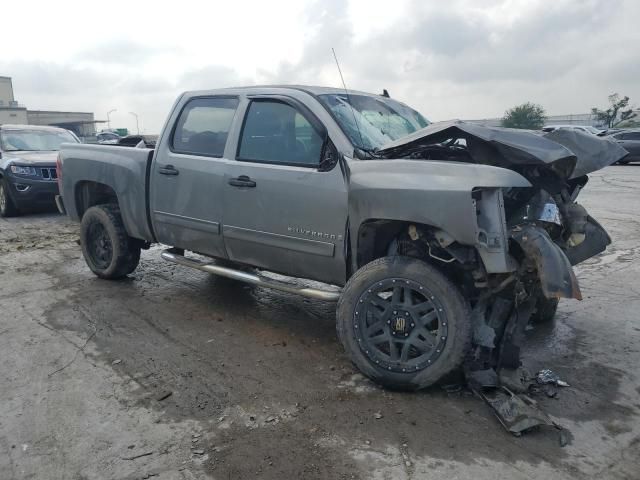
[129,112,140,135]
[107,109,117,130]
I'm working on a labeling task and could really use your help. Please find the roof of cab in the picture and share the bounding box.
[183,84,386,99]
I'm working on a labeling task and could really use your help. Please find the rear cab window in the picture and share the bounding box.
[172,97,239,157]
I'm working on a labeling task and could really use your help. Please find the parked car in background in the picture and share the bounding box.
[97,131,121,144]
[117,135,158,148]
[542,124,602,135]
[609,129,640,164]
[0,124,80,217]
[597,128,625,137]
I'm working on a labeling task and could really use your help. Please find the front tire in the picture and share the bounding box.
[0,179,19,217]
[337,256,471,390]
[530,295,559,324]
[80,204,141,279]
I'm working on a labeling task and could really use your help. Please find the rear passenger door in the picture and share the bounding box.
[222,97,348,286]
[151,96,239,258]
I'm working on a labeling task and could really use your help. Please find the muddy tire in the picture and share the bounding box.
[337,256,471,390]
[530,296,559,324]
[0,179,19,217]
[80,204,141,279]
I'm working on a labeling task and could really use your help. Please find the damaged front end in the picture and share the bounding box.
[377,121,624,435]
[511,224,581,301]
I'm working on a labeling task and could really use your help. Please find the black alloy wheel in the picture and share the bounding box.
[85,221,114,270]
[354,278,448,373]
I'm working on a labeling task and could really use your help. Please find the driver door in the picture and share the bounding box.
[222,97,348,286]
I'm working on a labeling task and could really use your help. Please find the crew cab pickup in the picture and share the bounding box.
[58,86,626,391]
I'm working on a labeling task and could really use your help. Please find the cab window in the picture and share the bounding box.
[172,97,239,157]
[237,100,324,166]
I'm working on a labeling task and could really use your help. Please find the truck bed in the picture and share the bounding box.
[59,143,155,242]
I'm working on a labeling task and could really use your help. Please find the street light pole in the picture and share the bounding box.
[129,112,140,135]
[107,109,117,130]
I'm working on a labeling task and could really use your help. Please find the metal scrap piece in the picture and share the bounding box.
[479,386,560,436]
[537,369,570,387]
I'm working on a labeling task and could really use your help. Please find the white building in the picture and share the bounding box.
[0,76,28,124]
[0,76,102,139]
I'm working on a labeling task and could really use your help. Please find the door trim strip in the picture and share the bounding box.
[223,225,335,257]
[154,211,220,234]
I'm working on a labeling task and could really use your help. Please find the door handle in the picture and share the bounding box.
[159,165,179,175]
[228,175,256,187]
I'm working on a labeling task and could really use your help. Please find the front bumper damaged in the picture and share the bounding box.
[510,224,582,300]
[563,216,611,266]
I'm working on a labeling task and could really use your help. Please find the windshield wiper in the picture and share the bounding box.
[354,146,383,160]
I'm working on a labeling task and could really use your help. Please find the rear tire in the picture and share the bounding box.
[337,256,471,390]
[80,204,141,279]
[0,179,19,217]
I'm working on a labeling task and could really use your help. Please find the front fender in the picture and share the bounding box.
[347,159,531,272]
[348,159,530,244]
[511,224,582,300]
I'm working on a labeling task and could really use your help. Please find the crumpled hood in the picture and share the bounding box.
[377,120,628,180]
[2,151,58,166]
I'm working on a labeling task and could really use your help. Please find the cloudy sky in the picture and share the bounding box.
[2,0,639,133]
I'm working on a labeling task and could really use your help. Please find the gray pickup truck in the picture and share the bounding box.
[57,85,626,391]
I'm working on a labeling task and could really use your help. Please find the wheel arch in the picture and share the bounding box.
[353,219,455,271]
[75,180,119,219]
[73,179,153,243]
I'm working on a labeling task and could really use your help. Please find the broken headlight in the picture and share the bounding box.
[508,190,562,227]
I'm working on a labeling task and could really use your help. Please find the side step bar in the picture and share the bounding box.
[161,250,341,301]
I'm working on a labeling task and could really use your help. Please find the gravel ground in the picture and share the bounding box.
[0,165,639,480]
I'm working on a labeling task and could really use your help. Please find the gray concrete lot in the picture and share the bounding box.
[1,166,639,479]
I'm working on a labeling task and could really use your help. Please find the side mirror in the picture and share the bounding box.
[318,138,339,172]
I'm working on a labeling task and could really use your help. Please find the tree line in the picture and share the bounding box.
[501,94,637,130]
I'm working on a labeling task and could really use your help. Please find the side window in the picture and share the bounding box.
[172,97,239,157]
[625,132,640,140]
[238,100,324,166]
[613,133,625,140]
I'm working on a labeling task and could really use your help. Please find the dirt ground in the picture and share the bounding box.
[1,166,639,480]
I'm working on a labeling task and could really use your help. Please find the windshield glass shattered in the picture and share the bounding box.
[319,93,429,151]
[0,129,78,152]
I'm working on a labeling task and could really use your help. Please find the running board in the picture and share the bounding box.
[161,250,341,301]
